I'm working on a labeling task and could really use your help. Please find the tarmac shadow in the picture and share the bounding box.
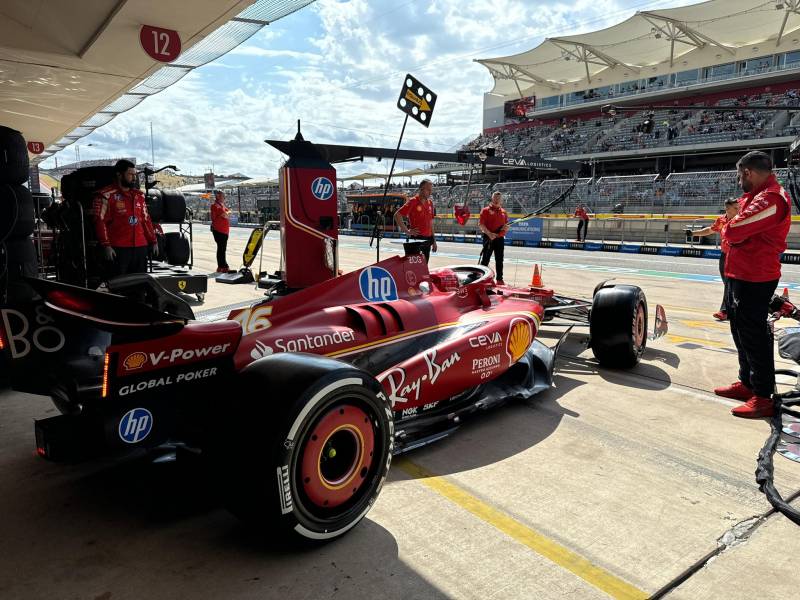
[401,373,584,477]
[0,451,447,600]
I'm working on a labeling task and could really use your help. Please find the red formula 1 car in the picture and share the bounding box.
[1,251,667,542]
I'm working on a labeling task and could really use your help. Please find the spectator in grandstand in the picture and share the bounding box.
[479,192,509,285]
[715,151,791,419]
[689,198,740,321]
[93,159,158,276]
[574,203,592,241]
[395,179,437,262]
[210,190,231,273]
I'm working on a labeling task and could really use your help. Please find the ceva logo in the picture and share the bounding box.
[311,177,334,200]
[359,266,398,302]
[118,408,153,444]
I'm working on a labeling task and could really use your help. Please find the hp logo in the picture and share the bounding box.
[359,267,398,302]
[118,408,154,444]
[311,177,334,201]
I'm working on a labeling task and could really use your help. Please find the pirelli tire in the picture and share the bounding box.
[146,189,164,223]
[212,353,394,543]
[589,283,647,368]
[160,189,186,223]
[164,232,190,265]
[0,184,35,242]
[0,126,29,185]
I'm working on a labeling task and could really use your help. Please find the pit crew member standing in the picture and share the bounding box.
[479,192,509,285]
[394,179,437,262]
[210,190,231,273]
[93,159,157,276]
[574,203,591,241]
[714,151,791,419]
[690,198,740,321]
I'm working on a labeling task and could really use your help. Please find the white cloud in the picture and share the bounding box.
[43,0,704,178]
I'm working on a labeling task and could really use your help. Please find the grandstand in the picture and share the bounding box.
[474,0,800,175]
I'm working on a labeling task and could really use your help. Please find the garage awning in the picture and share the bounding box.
[0,0,315,163]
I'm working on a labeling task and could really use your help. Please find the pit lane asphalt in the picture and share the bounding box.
[2,228,800,599]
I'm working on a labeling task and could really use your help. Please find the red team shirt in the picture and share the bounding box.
[722,174,791,282]
[211,201,231,235]
[574,207,590,221]
[479,205,509,237]
[397,194,435,237]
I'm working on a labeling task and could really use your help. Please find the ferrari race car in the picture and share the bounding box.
[0,250,667,542]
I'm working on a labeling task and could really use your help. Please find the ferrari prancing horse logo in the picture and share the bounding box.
[178,280,186,291]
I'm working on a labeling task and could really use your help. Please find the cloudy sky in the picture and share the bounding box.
[41,0,698,178]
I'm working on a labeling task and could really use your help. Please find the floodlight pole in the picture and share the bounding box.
[370,113,409,262]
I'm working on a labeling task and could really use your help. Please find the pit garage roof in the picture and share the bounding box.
[0,0,314,164]
[477,0,800,96]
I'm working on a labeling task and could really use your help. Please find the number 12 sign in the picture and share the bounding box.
[140,25,181,63]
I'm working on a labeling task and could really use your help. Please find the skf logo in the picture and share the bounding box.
[118,408,153,444]
[123,352,147,371]
[506,319,532,365]
[359,266,398,302]
[311,177,334,201]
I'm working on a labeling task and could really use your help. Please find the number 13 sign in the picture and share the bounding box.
[140,25,181,63]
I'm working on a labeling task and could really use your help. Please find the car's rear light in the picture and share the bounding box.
[101,352,110,398]
[0,323,6,350]
[36,447,46,458]
[47,289,94,313]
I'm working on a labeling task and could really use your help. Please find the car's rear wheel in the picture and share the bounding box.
[211,353,393,543]
[589,284,647,368]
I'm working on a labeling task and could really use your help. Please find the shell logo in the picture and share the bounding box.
[506,319,532,365]
[123,352,147,371]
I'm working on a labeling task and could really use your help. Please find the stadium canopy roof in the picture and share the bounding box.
[0,0,315,164]
[477,0,800,97]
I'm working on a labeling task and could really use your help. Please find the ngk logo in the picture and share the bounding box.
[311,177,334,200]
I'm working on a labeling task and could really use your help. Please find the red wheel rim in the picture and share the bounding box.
[300,404,375,509]
[633,304,645,348]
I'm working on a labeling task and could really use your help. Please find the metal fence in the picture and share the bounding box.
[492,181,539,213]
[226,168,795,220]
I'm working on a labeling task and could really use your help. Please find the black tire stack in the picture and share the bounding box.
[58,166,116,287]
[0,126,36,303]
[147,188,189,266]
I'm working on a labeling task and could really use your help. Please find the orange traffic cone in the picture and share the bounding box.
[783,287,790,299]
[530,264,543,288]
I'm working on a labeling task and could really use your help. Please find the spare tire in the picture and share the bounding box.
[5,236,36,268]
[0,184,35,241]
[0,126,29,185]
[156,231,166,259]
[61,166,116,206]
[161,189,186,223]
[146,189,164,223]
[164,231,190,265]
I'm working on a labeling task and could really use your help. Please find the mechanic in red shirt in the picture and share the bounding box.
[690,198,740,321]
[574,203,591,241]
[210,190,231,273]
[394,179,437,262]
[92,159,157,276]
[714,151,792,418]
[479,191,509,284]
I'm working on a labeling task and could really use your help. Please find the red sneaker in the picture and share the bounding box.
[714,381,753,401]
[712,311,727,321]
[731,396,774,419]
